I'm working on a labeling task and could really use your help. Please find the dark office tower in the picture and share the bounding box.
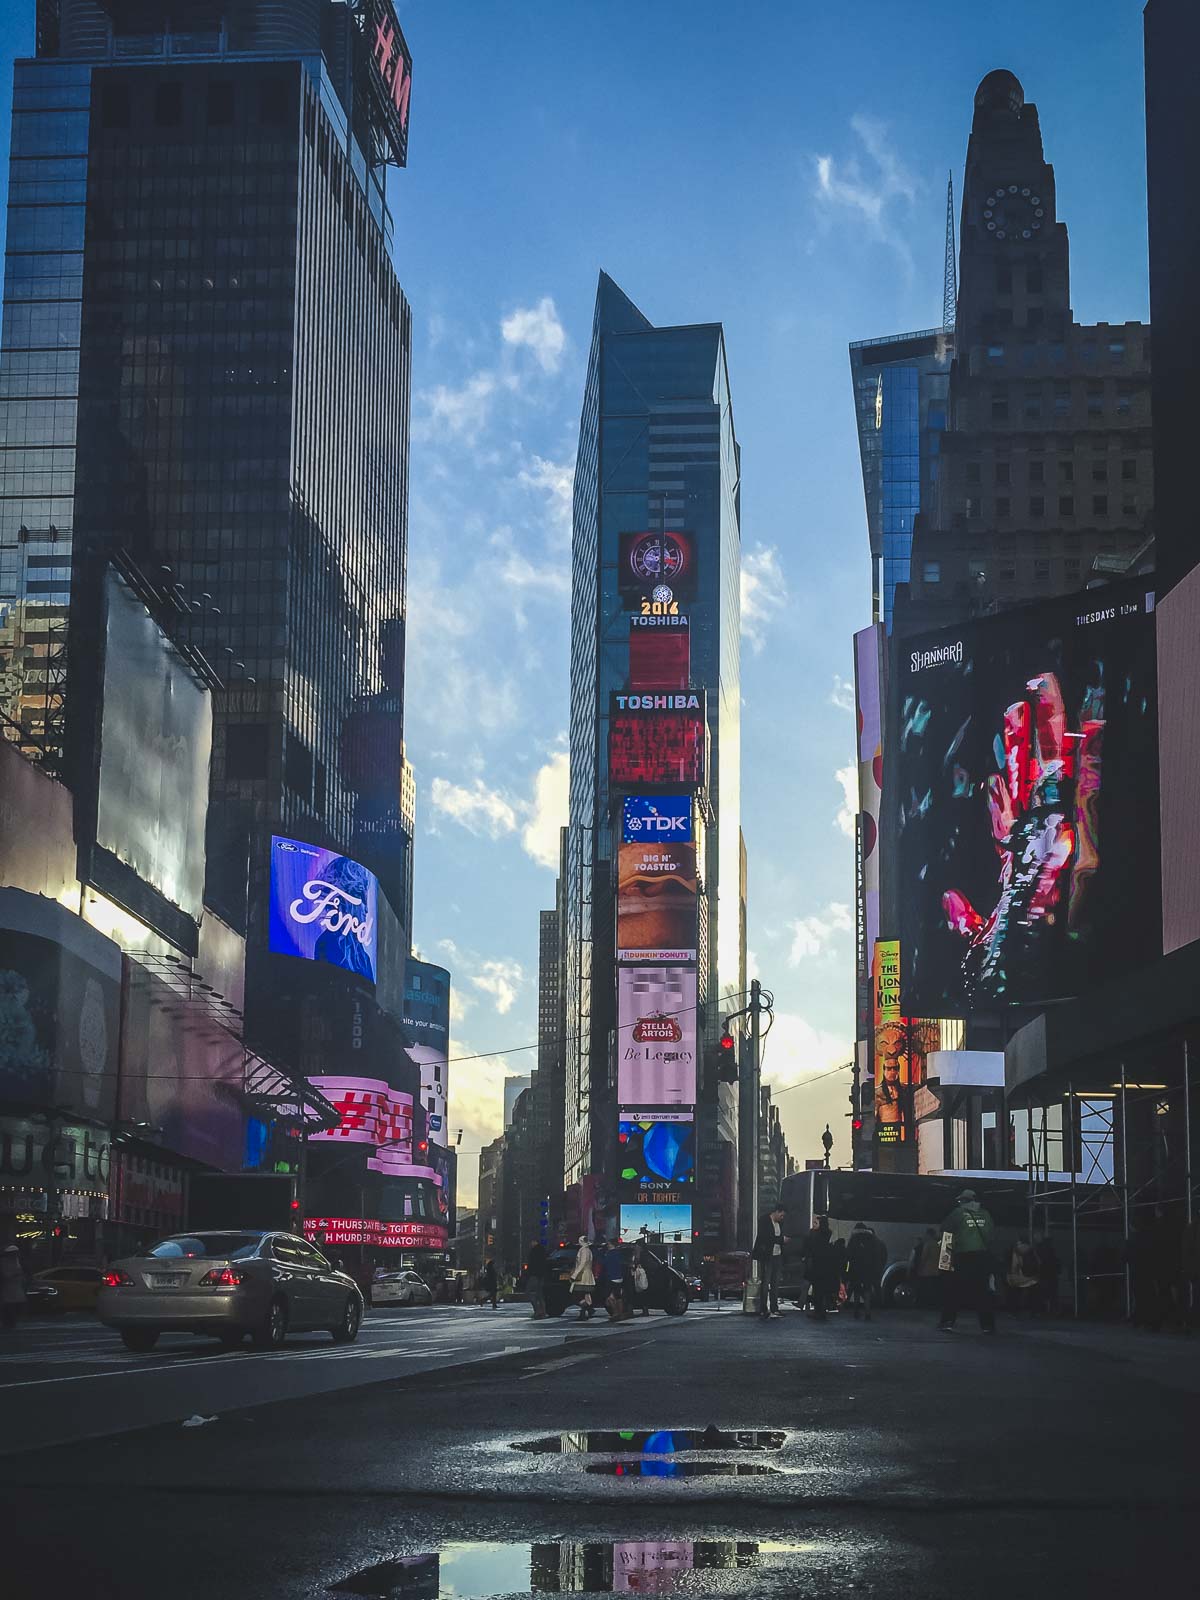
[849,329,954,633]
[897,71,1153,636]
[0,1,412,916]
[1145,0,1200,597]
[565,273,743,1251]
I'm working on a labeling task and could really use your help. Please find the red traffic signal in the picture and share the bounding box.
[716,1028,738,1084]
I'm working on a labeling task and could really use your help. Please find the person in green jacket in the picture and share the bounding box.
[937,1189,997,1334]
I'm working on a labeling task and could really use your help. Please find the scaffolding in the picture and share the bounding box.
[1020,1037,1200,1319]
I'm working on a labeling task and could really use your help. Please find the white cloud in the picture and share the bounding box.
[491,533,571,599]
[501,297,567,374]
[741,544,787,653]
[427,750,568,873]
[813,114,920,275]
[834,763,858,839]
[522,748,569,870]
[829,675,855,713]
[518,453,575,541]
[787,902,852,965]
[761,1009,854,1092]
[422,371,498,442]
[470,958,524,1016]
[429,776,519,840]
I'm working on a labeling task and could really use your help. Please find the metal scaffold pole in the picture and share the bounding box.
[1120,1062,1131,1320]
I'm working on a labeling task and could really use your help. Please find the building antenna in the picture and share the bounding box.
[943,169,958,332]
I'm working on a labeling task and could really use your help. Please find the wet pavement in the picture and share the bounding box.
[5,1306,1199,1596]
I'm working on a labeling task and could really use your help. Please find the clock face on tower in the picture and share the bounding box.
[983,183,1046,242]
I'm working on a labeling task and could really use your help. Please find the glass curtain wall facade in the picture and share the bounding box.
[849,329,953,632]
[0,4,417,1142]
[0,59,90,766]
[565,273,742,1249]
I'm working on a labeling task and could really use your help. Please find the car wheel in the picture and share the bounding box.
[120,1328,159,1352]
[252,1296,289,1350]
[218,1329,245,1348]
[666,1289,689,1316]
[331,1296,362,1344]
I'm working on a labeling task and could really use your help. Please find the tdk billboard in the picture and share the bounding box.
[622,795,693,843]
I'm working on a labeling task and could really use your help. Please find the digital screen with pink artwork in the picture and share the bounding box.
[896,580,1158,1012]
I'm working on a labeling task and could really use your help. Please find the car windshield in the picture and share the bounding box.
[146,1234,262,1261]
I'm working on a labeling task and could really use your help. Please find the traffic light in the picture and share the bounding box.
[716,1027,738,1084]
[416,1139,429,1157]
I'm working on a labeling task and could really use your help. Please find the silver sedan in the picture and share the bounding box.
[96,1229,364,1352]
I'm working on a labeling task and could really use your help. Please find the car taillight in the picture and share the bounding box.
[199,1267,244,1287]
[102,1269,134,1287]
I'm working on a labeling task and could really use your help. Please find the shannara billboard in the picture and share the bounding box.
[896,581,1159,1014]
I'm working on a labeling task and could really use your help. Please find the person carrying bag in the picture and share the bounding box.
[570,1236,596,1321]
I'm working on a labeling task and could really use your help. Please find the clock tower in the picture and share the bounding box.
[956,70,1072,347]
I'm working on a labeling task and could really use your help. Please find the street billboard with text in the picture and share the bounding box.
[617,840,697,963]
[617,966,696,1106]
[269,836,378,983]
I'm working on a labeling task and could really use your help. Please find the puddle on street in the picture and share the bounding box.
[512,1429,786,1456]
[585,1461,779,1479]
[329,1540,811,1597]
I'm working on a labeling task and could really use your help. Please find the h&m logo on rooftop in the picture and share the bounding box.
[368,0,412,131]
[614,694,702,711]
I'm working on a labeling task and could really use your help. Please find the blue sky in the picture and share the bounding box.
[0,2,1152,1202]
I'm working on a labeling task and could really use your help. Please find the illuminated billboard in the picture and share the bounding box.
[609,692,706,791]
[619,1202,694,1242]
[618,1111,695,1200]
[304,1217,446,1250]
[269,837,378,983]
[90,569,212,946]
[617,966,696,1105]
[403,959,451,1146]
[854,624,883,1037]
[622,795,692,843]
[629,625,689,691]
[618,531,697,605]
[617,840,697,962]
[897,581,1159,1013]
[306,1073,438,1181]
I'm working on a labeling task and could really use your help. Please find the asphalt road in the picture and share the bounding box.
[0,1302,640,1453]
[5,1303,1198,1598]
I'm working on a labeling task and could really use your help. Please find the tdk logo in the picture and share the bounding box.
[623,796,692,844]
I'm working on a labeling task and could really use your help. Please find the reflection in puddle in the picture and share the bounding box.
[512,1428,786,1456]
[330,1540,798,1596]
[587,1460,778,1480]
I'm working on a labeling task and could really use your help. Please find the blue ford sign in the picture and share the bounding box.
[622,795,692,843]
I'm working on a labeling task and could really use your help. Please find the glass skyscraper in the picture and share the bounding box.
[565,273,742,1250]
[0,1,415,1069]
[849,328,953,632]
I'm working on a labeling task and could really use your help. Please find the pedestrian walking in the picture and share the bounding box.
[0,1219,26,1334]
[801,1215,841,1321]
[525,1239,548,1319]
[480,1258,499,1310]
[569,1236,595,1320]
[937,1189,997,1333]
[845,1221,887,1320]
[752,1204,788,1320]
[603,1248,628,1320]
[912,1228,942,1311]
[631,1245,652,1316]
